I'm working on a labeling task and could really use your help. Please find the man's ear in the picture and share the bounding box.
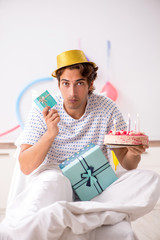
[88,81,94,90]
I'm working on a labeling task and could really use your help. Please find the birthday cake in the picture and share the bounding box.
[104,130,148,146]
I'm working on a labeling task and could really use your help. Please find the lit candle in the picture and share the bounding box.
[127,121,129,134]
[134,120,136,132]
[113,119,116,134]
[128,113,131,133]
[136,113,140,132]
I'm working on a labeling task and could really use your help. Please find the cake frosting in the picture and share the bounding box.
[104,130,148,146]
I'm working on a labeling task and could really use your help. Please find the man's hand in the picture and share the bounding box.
[42,106,60,140]
[126,144,149,156]
[113,144,149,170]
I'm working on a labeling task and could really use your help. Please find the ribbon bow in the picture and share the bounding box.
[81,167,97,187]
[39,94,50,106]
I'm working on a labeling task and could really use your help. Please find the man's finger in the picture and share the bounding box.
[42,106,51,117]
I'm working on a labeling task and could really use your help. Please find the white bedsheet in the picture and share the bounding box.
[0,150,160,240]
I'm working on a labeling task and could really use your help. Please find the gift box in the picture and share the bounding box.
[59,143,118,201]
[34,90,57,111]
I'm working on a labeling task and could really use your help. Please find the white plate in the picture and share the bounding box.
[105,144,142,148]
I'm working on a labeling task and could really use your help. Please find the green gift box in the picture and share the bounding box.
[59,143,118,201]
[34,90,57,111]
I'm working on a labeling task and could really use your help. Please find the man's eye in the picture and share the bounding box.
[77,82,84,86]
[63,82,69,86]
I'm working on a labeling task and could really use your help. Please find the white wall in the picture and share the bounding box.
[0,0,160,141]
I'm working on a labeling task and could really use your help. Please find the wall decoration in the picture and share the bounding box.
[0,125,20,137]
[0,77,54,138]
[111,150,119,170]
[101,81,118,102]
[101,41,118,101]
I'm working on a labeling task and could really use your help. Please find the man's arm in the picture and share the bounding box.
[19,107,60,175]
[112,145,148,170]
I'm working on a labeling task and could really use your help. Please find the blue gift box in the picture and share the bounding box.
[59,143,118,201]
[34,90,57,111]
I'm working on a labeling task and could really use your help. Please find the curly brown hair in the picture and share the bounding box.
[56,63,98,94]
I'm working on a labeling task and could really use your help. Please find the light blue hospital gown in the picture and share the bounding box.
[17,92,126,166]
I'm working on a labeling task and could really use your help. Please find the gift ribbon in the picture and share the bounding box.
[81,167,97,187]
[39,94,50,106]
[59,143,96,169]
[73,156,106,193]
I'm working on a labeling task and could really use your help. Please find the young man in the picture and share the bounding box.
[1,50,160,240]
[19,50,146,175]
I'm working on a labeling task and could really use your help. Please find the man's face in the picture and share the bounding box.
[59,68,93,119]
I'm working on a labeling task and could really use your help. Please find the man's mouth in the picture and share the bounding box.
[68,98,78,103]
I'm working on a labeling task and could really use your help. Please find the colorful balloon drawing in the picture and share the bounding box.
[0,77,54,138]
[101,81,118,101]
[111,150,119,170]
[101,40,118,101]
[0,125,20,137]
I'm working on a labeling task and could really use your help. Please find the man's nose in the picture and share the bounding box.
[69,85,76,96]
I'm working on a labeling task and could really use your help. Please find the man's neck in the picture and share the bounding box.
[63,104,87,120]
